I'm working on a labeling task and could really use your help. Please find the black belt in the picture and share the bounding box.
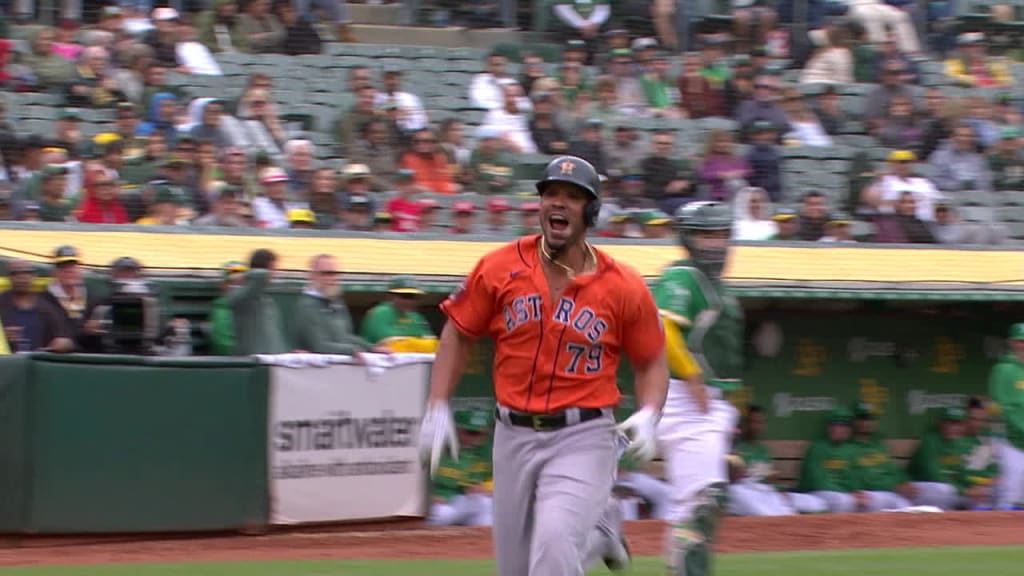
[498,407,604,431]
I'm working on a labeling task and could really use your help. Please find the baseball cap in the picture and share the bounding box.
[59,108,82,121]
[453,200,476,214]
[888,150,917,163]
[1001,127,1019,140]
[772,207,798,222]
[632,37,658,52]
[941,406,966,421]
[487,197,511,212]
[152,6,179,21]
[419,197,440,210]
[605,29,629,38]
[828,406,853,425]
[828,212,852,226]
[853,402,875,420]
[751,120,777,133]
[610,48,632,60]
[215,183,242,200]
[374,211,393,224]
[111,256,142,272]
[53,245,80,264]
[288,208,316,225]
[607,209,631,224]
[388,275,425,295]
[42,165,69,178]
[584,118,604,129]
[348,194,370,209]
[642,210,672,226]
[958,32,985,46]
[222,260,248,280]
[520,201,540,213]
[152,183,184,205]
[342,163,372,179]
[260,167,289,184]
[566,39,587,51]
[1009,323,1024,340]
[162,154,189,168]
[396,168,416,181]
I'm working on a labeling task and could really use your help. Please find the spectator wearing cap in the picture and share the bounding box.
[482,83,537,154]
[640,51,678,119]
[136,182,187,226]
[799,27,853,85]
[0,260,72,354]
[36,166,73,223]
[812,86,847,136]
[700,129,751,202]
[401,128,460,195]
[197,0,242,53]
[780,91,832,148]
[642,130,693,215]
[529,92,570,156]
[928,123,993,193]
[639,209,673,239]
[273,0,323,56]
[53,109,84,159]
[677,53,724,120]
[387,169,423,233]
[67,46,126,109]
[189,99,230,150]
[360,276,437,352]
[607,124,647,177]
[253,167,302,228]
[722,56,756,115]
[230,248,290,355]
[77,168,128,224]
[873,191,936,244]
[945,32,1011,89]
[144,7,184,69]
[470,52,515,112]
[235,0,286,53]
[450,201,477,234]
[194,184,246,227]
[418,197,441,231]
[988,128,1024,192]
[335,85,379,154]
[732,186,777,241]
[375,66,428,133]
[438,119,471,173]
[606,49,646,117]
[569,119,608,176]
[844,0,920,53]
[292,253,382,356]
[21,27,75,92]
[481,197,512,233]
[819,213,856,243]
[344,119,397,190]
[339,162,374,204]
[580,75,624,129]
[207,261,248,355]
[288,208,317,229]
[864,59,918,135]
[598,208,630,238]
[372,211,393,233]
[558,61,589,108]
[875,94,926,154]
[516,201,541,235]
[769,207,800,240]
[619,173,653,210]
[735,75,791,143]
[553,0,610,42]
[468,128,515,195]
[341,193,373,231]
[963,96,1001,151]
[745,121,782,203]
[864,150,942,222]
[283,139,316,199]
[798,191,829,241]
[41,245,101,352]
[563,39,589,65]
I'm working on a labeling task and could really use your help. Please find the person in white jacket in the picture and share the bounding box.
[841,0,920,53]
[732,186,778,241]
[800,27,853,85]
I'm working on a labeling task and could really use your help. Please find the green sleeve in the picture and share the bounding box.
[231,17,252,53]
[208,300,235,356]
[408,311,437,338]
[797,440,827,492]
[360,304,394,344]
[652,267,697,327]
[226,269,269,309]
[988,363,1013,407]
[289,296,322,353]
[432,454,465,500]
[907,431,942,482]
[337,304,375,352]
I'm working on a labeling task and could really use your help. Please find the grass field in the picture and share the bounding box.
[3,546,1023,576]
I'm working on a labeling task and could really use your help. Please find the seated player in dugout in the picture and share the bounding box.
[360,276,438,353]
[429,408,495,527]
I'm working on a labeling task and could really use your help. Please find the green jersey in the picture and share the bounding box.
[432,442,492,500]
[907,431,970,491]
[798,439,859,493]
[360,302,435,345]
[468,149,515,195]
[852,435,906,492]
[734,439,775,484]
[652,259,743,389]
[207,296,236,355]
[962,433,1000,490]
[988,353,1024,450]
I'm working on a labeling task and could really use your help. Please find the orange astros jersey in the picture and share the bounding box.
[440,235,665,413]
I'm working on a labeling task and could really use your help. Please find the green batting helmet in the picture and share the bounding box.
[535,155,601,227]
[675,201,732,279]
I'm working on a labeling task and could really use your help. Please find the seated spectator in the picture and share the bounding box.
[306,168,340,229]
[139,63,185,112]
[638,209,672,239]
[607,125,647,177]
[732,187,776,241]
[234,0,286,54]
[283,139,315,200]
[642,130,693,215]
[20,26,74,92]
[530,92,570,155]
[675,53,724,119]
[401,128,460,194]
[275,0,322,56]
[469,52,515,111]
[376,66,428,134]
[40,245,100,353]
[697,36,732,89]
[207,261,248,355]
[735,75,790,142]
[189,98,230,149]
[288,208,316,229]
[229,248,290,355]
[569,119,608,177]
[144,7,183,69]
[699,129,750,202]
[66,46,127,109]
[722,57,756,117]
[136,182,188,226]
[559,61,589,108]
[468,128,515,195]
[552,0,610,44]
[799,27,853,85]
[335,85,379,154]
[818,213,856,243]
[292,253,380,355]
[116,103,147,157]
[988,128,1024,191]
[797,407,860,513]
[360,276,437,352]
[640,51,678,118]
[845,0,920,53]
[769,207,800,240]
[383,170,420,233]
[77,168,128,224]
[197,0,242,53]
[483,82,537,154]
[782,92,832,147]
[877,95,927,154]
[606,49,646,117]
[176,20,223,76]
[138,92,180,149]
[37,168,73,222]
[373,210,392,232]
[439,118,471,171]
[732,0,778,55]
[928,123,993,193]
[480,197,512,234]
[944,33,1011,89]
[962,96,1000,151]
[746,121,782,202]
[579,75,624,128]
[450,201,477,234]
[252,167,302,228]
[866,150,943,222]
[339,193,373,231]
[0,260,72,353]
[428,408,494,526]
[618,173,655,211]
[873,191,936,243]
[798,191,829,241]
[339,163,375,206]
[864,60,917,136]
[193,184,246,227]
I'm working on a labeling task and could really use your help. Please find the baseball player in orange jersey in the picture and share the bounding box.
[420,155,670,576]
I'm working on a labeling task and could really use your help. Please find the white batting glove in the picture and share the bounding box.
[616,406,660,463]
[419,401,459,477]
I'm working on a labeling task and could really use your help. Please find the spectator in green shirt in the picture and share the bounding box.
[428,408,494,526]
[360,276,437,353]
[228,248,289,355]
[850,402,916,510]
[468,127,515,195]
[208,261,247,355]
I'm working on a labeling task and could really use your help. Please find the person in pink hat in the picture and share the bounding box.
[252,167,304,228]
[450,200,476,235]
[482,196,512,234]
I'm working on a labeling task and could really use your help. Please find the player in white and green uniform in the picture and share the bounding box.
[653,201,741,576]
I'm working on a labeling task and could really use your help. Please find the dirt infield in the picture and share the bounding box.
[0,512,1022,567]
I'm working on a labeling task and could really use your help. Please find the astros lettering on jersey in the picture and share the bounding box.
[441,234,665,413]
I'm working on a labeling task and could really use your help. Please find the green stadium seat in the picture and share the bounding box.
[959,206,994,222]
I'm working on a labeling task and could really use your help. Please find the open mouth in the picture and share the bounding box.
[548,214,569,232]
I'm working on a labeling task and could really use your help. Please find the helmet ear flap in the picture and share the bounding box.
[584,198,601,227]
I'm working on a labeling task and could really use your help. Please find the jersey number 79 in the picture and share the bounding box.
[566,343,604,374]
